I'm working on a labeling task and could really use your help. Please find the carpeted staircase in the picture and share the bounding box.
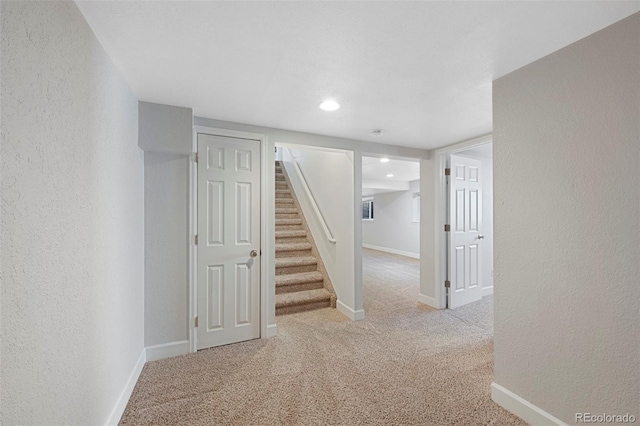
[275,161,337,315]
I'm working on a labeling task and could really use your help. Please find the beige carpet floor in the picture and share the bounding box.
[121,248,524,425]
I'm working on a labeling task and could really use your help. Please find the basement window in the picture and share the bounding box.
[362,199,374,221]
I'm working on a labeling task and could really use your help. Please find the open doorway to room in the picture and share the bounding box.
[361,156,421,314]
[440,141,494,329]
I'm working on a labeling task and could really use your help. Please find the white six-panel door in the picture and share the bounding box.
[197,133,261,349]
[448,155,483,309]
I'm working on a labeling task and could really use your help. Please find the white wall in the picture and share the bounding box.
[139,102,192,155]
[138,102,193,349]
[493,12,639,424]
[143,153,189,346]
[1,2,144,424]
[419,158,438,307]
[362,180,420,258]
[282,147,358,316]
[194,118,429,159]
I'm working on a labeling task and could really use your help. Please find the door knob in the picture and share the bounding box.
[477,235,485,240]
[250,250,258,257]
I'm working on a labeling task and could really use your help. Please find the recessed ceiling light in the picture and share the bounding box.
[319,100,340,111]
[386,174,394,178]
[380,158,390,163]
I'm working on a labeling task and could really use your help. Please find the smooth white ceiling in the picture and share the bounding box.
[76,1,639,150]
[362,156,420,182]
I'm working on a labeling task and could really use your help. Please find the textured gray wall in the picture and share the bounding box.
[493,13,639,423]
[139,102,192,346]
[139,102,193,155]
[143,153,189,346]
[1,2,144,424]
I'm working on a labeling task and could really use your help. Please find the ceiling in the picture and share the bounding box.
[362,156,419,196]
[362,156,420,182]
[76,1,639,150]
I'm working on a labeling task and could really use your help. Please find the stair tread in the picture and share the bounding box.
[276,271,324,286]
[275,288,331,307]
[275,256,317,268]
[275,198,294,203]
[275,208,298,214]
[276,218,302,225]
[276,230,306,238]
[275,242,312,251]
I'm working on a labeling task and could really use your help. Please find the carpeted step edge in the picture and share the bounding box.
[276,271,324,286]
[275,288,332,311]
[276,230,307,238]
[275,242,312,252]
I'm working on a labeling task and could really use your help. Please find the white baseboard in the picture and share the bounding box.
[362,243,420,259]
[418,293,441,309]
[105,349,146,426]
[265,323,278,338]
[337,299,365,321]
[482,286,494,297]
[491,382,568,426]
[145,340,190,362]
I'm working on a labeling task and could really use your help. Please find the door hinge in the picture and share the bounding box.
[195,152,199,163]
[195,234,198,245]
[195,316,199,327]
[444,224,450,232]
[444,280,451,288]
[444,168,450,176]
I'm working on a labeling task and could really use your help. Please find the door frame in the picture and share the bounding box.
[433,134,492,309]
[189,125,274,353]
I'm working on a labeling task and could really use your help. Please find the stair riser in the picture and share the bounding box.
[276,299,331,316]
[276,236,308,244]
[275,198,294,204]
[276,264,318,276]
[275,175,285,181]
[275,219,302,225]
[275,249,312,258]
[275,225,304,231]
[275,205,295,210]
[276,281,324,295]
[275,181,288,188]
[275,192,293,199]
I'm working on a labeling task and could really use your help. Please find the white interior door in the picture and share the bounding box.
[448,155,483,309]
[197,133,261,349]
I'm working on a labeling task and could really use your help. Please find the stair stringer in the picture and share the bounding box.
[278,163,337,308]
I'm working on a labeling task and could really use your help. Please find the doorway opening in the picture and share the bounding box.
[361,155,421,314]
